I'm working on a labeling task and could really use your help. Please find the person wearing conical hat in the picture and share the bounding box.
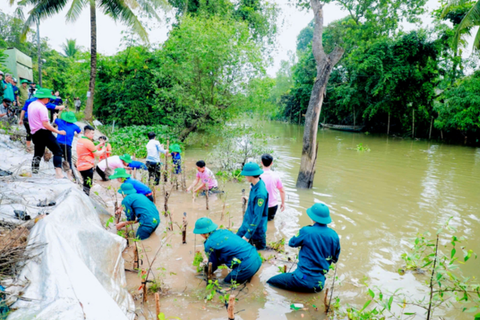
[109,168,154,202]
[54,111,81,175]
[193,217,262,284]
[115,183,160,240]
[267,203,341,293]
[236,162,269,250]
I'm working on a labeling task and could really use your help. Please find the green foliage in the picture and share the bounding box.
[193,251,204,273]
[356,143,370,152]
[61,39,81,58]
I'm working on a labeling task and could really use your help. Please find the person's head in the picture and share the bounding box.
[148,132,156,140]
[99,135,107,143]
[109,168,131,183]
[240,162,264,183]
[118,183,136,198]
[55,91,60,97]
[193,217,218,239]
[196,160,206,173]
[2,98,11,107]
[84,125,95,139]
[34,88,56,105]
[76,97,79,100]
[119,154,133,166]
[13,78,17,85]
[5,74,12,83]
[30,82,36,88]
[21,80,28,88]
[261,154,274,168]
[306,203,332,225]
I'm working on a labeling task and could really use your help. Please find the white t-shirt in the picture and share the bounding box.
[146,140,166,163]
[98,156,124,171]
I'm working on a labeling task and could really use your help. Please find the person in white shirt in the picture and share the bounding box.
[145,131,166,185]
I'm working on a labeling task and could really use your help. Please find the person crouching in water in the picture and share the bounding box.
[109,168,155,202]
[237,162,269,250]
[267,203,340,292]
[193,217,262,284]
[115,183,160,240]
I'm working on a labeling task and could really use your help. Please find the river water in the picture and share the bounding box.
[120,121,480,320]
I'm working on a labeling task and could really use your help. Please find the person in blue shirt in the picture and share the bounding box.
[237,162,269,250]
[109,168,154,202]
[115,183,160,240]
[267,203,341,293]
[12,78,20,107]
[128,160,148,171]
[193,217,262,284]
[167,144,182,174]
[19,98,65,150]
[54,111,81,174]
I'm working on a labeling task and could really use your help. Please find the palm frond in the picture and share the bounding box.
[472,26,480,50]
[66,0,87,22]
[21,0,69,40]
[441,0,469,18]
[99,0,149,42]
[134,0,170,20]
[453,0,480,50]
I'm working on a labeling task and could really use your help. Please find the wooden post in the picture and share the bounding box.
[283,265,287,274]
[441,130,443,140]
[152,186,157,204]
[133,168,137,179]
[353,106,356,127]
[241,189,246,216]
[155,293,161,317]
[205,185,209,210]
[429,116,433,140]
[182,215,187,244]
[164,140,169,182]
[133,243,139,269]
[227,295,236,320]
[387,112,391,135]
[208,262,213,281]
[412,109,415,139]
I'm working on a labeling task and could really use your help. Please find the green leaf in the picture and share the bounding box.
[368,288,375,299]
[474,312,480,320]
[387,296,393,311]
[361,300,372,312]
[451,248,456,259]
[465,250,473,262]
[158,313,166,320]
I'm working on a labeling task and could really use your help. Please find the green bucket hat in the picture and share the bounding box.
[306,203,332,224]
[118,183,136,195]
[119,154,133,164]
[34,88,56,99]
[169,144,181,153]
[60,111,77,123]
[20,79,29,84]
[240,162,264,176]
[109,168,131,180]
[193,217,218,234]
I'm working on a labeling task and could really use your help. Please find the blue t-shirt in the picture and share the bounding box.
[12,85,19,100]
[54,118,81,146]
[51,97,63,106]
[128,161,148,170]
[172,152,182,174]
[23,98,56,119]
[124,178,152,195]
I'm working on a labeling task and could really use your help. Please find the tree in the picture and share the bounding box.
[442,0,480,51]
[18,0,166,121]
[62,38,81,58]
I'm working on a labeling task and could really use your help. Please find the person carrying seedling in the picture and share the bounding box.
[109,168,155,202]
[115,183,160,240]
[96,154,132,181]
[54,111,81,178]
[193,217,262,284]
[236,162,269,250]
[96,136,112,160]
[267,203,340,293]
[187,160,219,194]
[167,144,182,174]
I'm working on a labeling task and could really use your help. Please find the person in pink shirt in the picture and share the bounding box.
[96,154,132,181]
[260,154,285,221]
[187,160,218,193]
[29,88,66,178]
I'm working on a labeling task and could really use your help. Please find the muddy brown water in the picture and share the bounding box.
[107,121,480,320]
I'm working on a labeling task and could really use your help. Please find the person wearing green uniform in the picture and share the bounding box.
[194,217,262,284]
[18,80,30,107]
[115,183,160,240]
[236,162,269,250]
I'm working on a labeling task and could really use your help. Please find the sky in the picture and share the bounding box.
[0,0,460,76]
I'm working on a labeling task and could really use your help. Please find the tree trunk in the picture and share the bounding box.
[387,112,390,135]
[412,109,415,139]
[85,1,97,122]
[296,0,344,189]
[429,116,433,139]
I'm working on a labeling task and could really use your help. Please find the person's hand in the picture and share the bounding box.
[58,105,65,111]
[280,203,285,212]
[99,141,106,147]
[53,113,58,120]
[116,222,127,230]
[58,130,66,136]
[242,236,249,242]
[18,119,23,126]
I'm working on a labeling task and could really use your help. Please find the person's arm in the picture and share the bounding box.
[43,121,65,135]
[187,176,200,192]
[54,105,65,111]
[19,110,25,125]
[243,196,267,240]
[279,187,286,211]
[204,242,220,272]
[289,228,306,248]
[332,238,341,264]
[193,181,206,193]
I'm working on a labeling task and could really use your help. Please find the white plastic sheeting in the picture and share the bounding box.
[0,133,135,320]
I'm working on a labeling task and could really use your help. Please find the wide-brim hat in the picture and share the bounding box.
[61,111,77,123]
[169,144,181,153]
[306,203,332,224]
[119,154,133,164]
[240,162,264,176]
[34,88,56,99]
[20,79,29,84]
[109,168,131,180]
[193,217,218,234]
[118,183,136,195]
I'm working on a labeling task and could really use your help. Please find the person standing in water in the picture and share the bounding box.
[260,154,286,221]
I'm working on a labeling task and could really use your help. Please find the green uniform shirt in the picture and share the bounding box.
[121,193,160,228]
[18,85,29,106]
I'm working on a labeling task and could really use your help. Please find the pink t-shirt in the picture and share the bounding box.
[98,156,125,171]
[28,100,49,134]
[261,168,284,208]
[196,167,218,189]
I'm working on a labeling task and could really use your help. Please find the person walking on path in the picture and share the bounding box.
[187,160,219,194]
[96,136,112,160]
[267,203,341,293]
[74,97,81,112]
[109,168,155,202]
[260,154,286,221]
[76,125,107,195]
[54,111,81,176]
[19,97,65,151]
[236,162,269,250]
[18,80,29,108]
[96,154,132,181]
[193,217,262,284]
[115,183,160,240]
[28,88,66,178]
[145,132,166,185]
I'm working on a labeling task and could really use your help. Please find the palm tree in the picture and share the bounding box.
[62,38,81,58]
[19,0,167,121]
[442,0,480,51]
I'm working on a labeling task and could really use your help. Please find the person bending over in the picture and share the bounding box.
[109,168,154,202]
[187,160,218,194]
[96,154,132,181]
